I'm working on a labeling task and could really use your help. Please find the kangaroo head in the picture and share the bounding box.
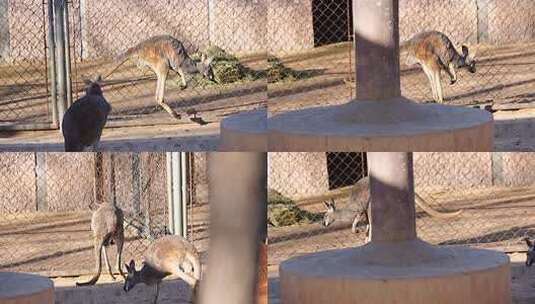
[124,260,141,292]
[196,53,215,82]
[460,45,476,74]
[322,199,336,227]
[83,75,104,96]
[525,238,535,267]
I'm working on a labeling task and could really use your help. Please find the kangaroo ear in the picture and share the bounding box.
[462,45,469,57]
[323,201,331,210]
[128,260,135,271]
[525,238,533,248]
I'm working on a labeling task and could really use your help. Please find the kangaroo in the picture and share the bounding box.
[323,176,463,239]
[76,201,125,286]
[61,76,111,152]
[400,30,477,103]
[123,235,202,304]
[525,238,535,267]
[106,35,215,120]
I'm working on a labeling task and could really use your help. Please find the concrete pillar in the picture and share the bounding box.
[354,0,400,100]
[0,273,54,304]
[368,152,416,242]
[200,153,267,304]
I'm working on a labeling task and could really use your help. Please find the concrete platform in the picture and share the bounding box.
[0,272,54,304]
[268,97,493,151]
[280,240,511,304]
[219,109,267,151]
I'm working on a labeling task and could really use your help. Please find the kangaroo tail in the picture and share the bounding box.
[100,46,139,80]
[415,193,463,218]
[76,242,103,286]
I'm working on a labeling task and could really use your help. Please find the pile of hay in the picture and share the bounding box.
[268,189,322,227]
[267,57,309,83]
[185,46,314,88]
[189,45,257,86]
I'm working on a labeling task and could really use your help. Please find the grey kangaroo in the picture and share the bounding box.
[62,76,111,152]
[123,235,202,304]
[323,176,463,240]
[76,201,125,286]
[108,35,214,120]
[400,30,477,103]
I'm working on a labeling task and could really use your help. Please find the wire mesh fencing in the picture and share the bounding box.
[0,152,206,277]
[268,0,535,116]
[67,0,267,125]
[267,152,535,268]
[0,0,267,130]
[0,0,52,129]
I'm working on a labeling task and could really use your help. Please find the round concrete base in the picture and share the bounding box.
[0,273,54,304]
[268,97,493,151]
[219,109,267,151]
[280,240,511,304]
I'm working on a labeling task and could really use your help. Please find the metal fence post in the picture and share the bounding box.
[132,154,141,215]
[34,153,47,212]
[0,1,9,61]
[53,0,69,125]
[47,0,58,127]
[476,0,490,43]
[166,152,188,237]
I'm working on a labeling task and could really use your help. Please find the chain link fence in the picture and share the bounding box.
[0,0,52,129]
[268,0,535,116]
[0,0,267,129]
[268,152,535,268]
[0,152,208,278]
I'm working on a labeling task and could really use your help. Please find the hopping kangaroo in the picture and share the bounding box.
[323,176,463,240]
[123,235,202,304]
[109,35,214,120]
[400,31,477,103]
[62,76,111,152]
[76,201,125,286]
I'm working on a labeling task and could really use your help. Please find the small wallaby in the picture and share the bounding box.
[107,35,215,121]
[323,176,463,239]
[123,235,202,304]
[62,76,111,152]
[525,237,534,267]
[400,30,477,103]
[76,201,125,286]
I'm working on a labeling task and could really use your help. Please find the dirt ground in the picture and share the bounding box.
[268,186,535,302]
[53,276,194,304]
[0,203,210,277]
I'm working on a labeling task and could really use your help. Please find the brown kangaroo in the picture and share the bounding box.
[123,235,202,304]
[76,201,125,286]
[107,35,214,120]
[400,31,477,103]
[61,76,111,152]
